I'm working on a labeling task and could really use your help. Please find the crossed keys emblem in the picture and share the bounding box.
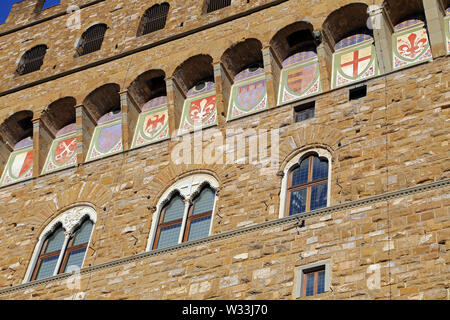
[55,138,77,164]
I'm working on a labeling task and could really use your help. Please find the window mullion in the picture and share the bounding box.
[178,199,191,244]
[53,232,71,276]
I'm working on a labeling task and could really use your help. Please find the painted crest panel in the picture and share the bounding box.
[227,68,268,121]
[132,96,170,148]
[331,39,379,89]
[42,124,77,174]
[178,82,218,135]
[392,22,432,70]
[86,112,123,162]
[1,137,33,186]
[445,8,450,55]
[278,51,321,105]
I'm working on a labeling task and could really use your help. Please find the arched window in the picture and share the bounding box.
[154,194,185,249]
[17,45,48,75]
[138,3,170,36]
[149,175,218,251]
[26,206,96,282]
[185,187,215,242]
[279,150,331,218]
[60,219,93,274]
[206,0,231,13]
[32,225,65,280]
[287,154,329,215]
[77,24,108,56]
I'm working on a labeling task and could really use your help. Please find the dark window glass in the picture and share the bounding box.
[17,45,48,75]
[206,0,232,13]
[139,3,170,36]
[317,270,325,294]
[303,267,326,297]
[157,224,182,249]
[310,183,328,211]
[289,188,307,215]
[162,196,185,222]
[185,188,215,242]
[154,195,185,250]
[294,102,315,123]
[77,24,107,56]
[33,226,65,280]
[287,154,329,216]
[305,273,315,297]
[60,219,94,273]
[291,159,309,187]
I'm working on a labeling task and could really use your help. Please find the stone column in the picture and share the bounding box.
[423,0,447,58]
[166,77,185,136]
[34,113,54,177]
[119,90,140,151]
[75,104,96,164]
[262,46,281,108]
[213,61,231,125]
[368,5,393,74]
[316,35,332,93]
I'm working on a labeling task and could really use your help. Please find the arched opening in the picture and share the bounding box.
[221,39,268,120]
[172,55,218,134]
[76,24,108,56]
[83,84,123,162]
[383,0,432,69]
[147,173,219,251]
[205,0,232,13]
[0,111,34,186]
[323,3,379,89]
[129,70,170,148]
[137,3,170,36]
[41,97,77,174]
[279,149,332,218]
[24,205,96,282]
[16,45,48,75]
[270,22,322,104]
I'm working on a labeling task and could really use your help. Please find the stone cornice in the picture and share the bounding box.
[0,178,448,297]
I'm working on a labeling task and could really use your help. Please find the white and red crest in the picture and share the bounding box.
[11,150,33,178]
[396,29,429,60]
[340,46,372,79]
[54,137,77,166]
[189,96,216,124]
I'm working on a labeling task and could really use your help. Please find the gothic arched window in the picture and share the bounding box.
[279,150,331,218]
[287,154,329,215]
[17,45,48,75]
[138,3,170,36]
[149,175,218,251]
[26,206,96,282]
[77,24,108,56]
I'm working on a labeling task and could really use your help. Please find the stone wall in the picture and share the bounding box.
[0,0,448,300]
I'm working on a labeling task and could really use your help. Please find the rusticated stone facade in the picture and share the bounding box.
[0,0,448,300]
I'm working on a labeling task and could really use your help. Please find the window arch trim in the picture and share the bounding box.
[23,205,97,283]
[279,148,332,218]
[146,174,219,251]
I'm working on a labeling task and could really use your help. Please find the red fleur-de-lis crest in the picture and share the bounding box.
[397,32,428,59]
[189,96,216,123]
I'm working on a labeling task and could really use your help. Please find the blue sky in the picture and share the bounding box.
[0,0,21,24]
[0,0,61,24]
